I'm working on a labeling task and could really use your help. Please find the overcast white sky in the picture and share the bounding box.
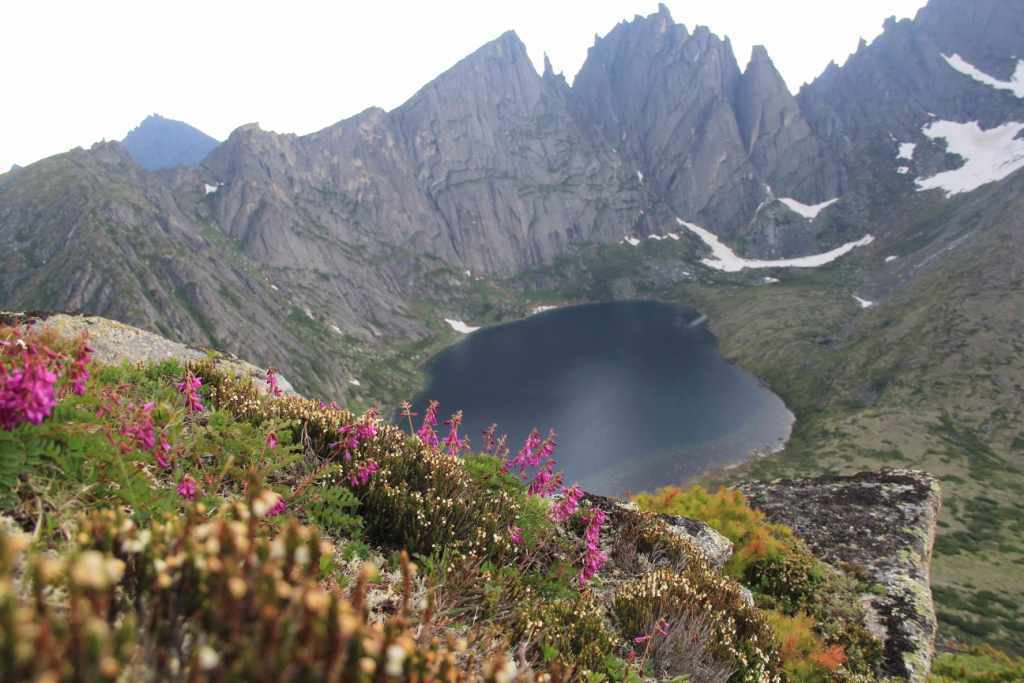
[1,0,929,171]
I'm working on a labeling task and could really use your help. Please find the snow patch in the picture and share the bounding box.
[204,183,219,195]
[648,234,664,241]
[676,218,874,273]
[942,53,1024,98]
[916,120,1024,195]
[897,166,911,175]
[464,270,472,277]
[897,142,916,160]
[885,255,899,263]
[531,305,558,315]
[348,378,361,386]
[269,284,279,291]
[852,295,874,309]
[762,277,780,284]
[636,170,644,183]
[778,196,839,219]
[623,237,641,247]
[330,324,343,335]
[444,318,480,334]
[666,232,680,240]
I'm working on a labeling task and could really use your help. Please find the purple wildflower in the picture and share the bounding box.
[67,341,93,396]
[416,400,440,448]
[265,431,278,449]
[266,494,287,517]
[155,437,172,469]
[177,475,197,501]
[528,460,563,498]
[122,412,155,451]
[0,359,59,430]
[578,508,607,587]
[265,368,283,397]
[176,372,204,413]
[348,459,380,487]
[550,485,584,523]
[443,410,464,455]
[508,525,524,545]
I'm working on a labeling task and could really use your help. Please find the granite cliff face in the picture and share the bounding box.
[571,5,839,239]
[799,0,1024,194]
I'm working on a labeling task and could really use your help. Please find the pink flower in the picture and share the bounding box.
[177,475,197,500]
[176,372,204,413]
[528,460,563,497]
[505,428,540,474]
[550,485,584,523]
[155,438,172,469]
[122,412,155,451]
[266,494,287,517]
[265,368,283,397]
[0,359,59,430]
[348,459,380,487]
[443,410,464,455]
[265,431,278,449]
[655,618,670,637]
[508,525,524,545]
[67,342,92,396]
[506,428,556,475]
[578,508,607,587]
[634,634,651,645]
[416,400,440,448]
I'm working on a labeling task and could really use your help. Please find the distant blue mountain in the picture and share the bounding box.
[120,114,219,171]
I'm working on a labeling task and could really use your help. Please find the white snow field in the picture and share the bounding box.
[916,120,1024,195]
[676,219,874,273]
[444,319,480,334]
[942,53,1024,98]
[778,196,839,219]
[852,295,874,309]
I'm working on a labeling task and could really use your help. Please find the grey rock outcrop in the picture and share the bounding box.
[738,470,942,682]
[4,312,298,396]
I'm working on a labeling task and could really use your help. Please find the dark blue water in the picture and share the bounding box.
[410,301,792,496]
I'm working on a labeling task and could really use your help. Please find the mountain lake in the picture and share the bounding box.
[411,301,794,496]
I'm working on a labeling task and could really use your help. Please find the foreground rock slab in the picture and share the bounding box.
[2,312,297,396]
[738,469,941,682]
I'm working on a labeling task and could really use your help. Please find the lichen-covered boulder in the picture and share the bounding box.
[737,469,941,682]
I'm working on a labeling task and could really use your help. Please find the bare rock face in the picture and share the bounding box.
[571,5,838,239]
[737,470,942,682]
[799,0,1024,196]
[203,32,650,277]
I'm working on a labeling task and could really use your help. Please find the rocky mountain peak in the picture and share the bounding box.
[748,44,772,65]
[120,114,219,171]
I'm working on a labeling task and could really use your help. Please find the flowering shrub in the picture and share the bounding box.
[0,335,797,681]
[0,325,92,430]
[0,502,559,682]
[612,568,782,682]
[633,484,884,680]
